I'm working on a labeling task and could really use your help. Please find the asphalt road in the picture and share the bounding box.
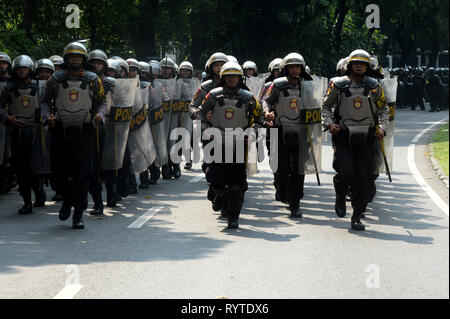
[0,108,448,299]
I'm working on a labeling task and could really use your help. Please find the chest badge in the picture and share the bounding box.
[225,109,234,120]
[289,99,298,110]
[21,97,31,108]
[353,98,362,110]
[69,90,79,102]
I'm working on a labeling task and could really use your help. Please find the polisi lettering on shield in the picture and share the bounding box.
[297,108,322,124]
[109,106,132,122]
[130,107,148,131]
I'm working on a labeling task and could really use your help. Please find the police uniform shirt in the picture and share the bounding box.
[40,70,106,124]
[321,75,389,131]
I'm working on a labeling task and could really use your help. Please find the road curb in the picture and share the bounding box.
[427,124,449,189]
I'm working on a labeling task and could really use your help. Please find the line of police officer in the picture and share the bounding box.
[1,44,395,231]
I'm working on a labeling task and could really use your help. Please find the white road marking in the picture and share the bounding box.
[127,206,163,228]
[407,117,449,216]
[189,175,205,183]
[53,285,83,299]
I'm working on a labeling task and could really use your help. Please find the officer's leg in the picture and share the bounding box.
[31,174,46,208]
[71,130,93,229]
[88,142,103,215]
[129,165,138,195]
[223,163,246,228]
[148,163,160,184]
[350,142,373,231]
[103,170,118,207]
[118,148,130,197]
[139,168,150,189]
[276,133,290,205]
[287,145,303,217]
[184,133,193,169]
[11,134,34,214]
[209,163,228,213]
[332,140,354,218]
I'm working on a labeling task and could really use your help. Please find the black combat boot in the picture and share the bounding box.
[289,205,302,218]
[139,170,150,189]
[72,209,85,229]
[89,191,104,216]
[162,164,172,179]
[212,188,227,212]
[149,164,160,185]
[33,188,46,207]
[351,212,365,231]
[59,201,72,221]
[18,202,33,215]
[172,164,181,179]
[335,195,346,217]
[227,218,239,229]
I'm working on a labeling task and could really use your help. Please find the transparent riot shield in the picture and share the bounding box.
[154,78,177,159]
[375,76,398,174]
[148,85,168,167]
[299,77,323,177]
[101,77,138,170]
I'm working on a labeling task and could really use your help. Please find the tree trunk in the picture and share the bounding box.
[334,0,348,53]
[19,0,38,42]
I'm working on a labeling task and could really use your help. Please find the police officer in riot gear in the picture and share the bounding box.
[125,58,142,194]
[189,52,229,202]
[159,57,181,179]
[106,59,122,79]
[87,49,115,215]
[243,61,258,78]
[139,61,151,82]
[149,60,161,81]
[111,56,129,78]
[101,58,122,207]
[49,55,64,72]
[321,49,389,231]
[0,52,13,195]
[35,59,55,81]
[426,68,444,112]
[0,55,47,214]
[263,53,315,217]
[42,42,106,229]
[258,58,282,201]
[178,61,195,170]
[198,61,264,228]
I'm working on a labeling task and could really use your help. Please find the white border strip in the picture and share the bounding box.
[53,285,83,299]
[407,118,449,216]
[127,206,163,228]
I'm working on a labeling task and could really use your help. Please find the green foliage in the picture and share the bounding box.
[0,0,448,77]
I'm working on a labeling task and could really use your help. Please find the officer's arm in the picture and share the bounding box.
[374,84,389,130]
[40,77,58,123]
[0,88,12,122]
[250,97,265,128]
[321,82,340,130]
[188,87,206,119]
[261,83,278,113]
[198,92,215,124]
[92,78,107,124]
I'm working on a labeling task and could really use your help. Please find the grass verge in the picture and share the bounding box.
[432,123,449,176]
